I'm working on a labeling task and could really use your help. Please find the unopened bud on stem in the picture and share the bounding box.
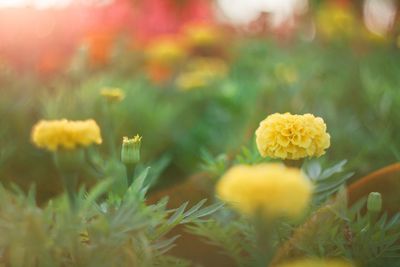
[367,192,382,213]
[121,135,142,165]
[121,135,142,187]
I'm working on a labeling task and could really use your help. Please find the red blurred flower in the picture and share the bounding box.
[133,0,214,43]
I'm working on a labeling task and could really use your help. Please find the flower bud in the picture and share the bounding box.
[121,135,142,165]
[367,192,382,213]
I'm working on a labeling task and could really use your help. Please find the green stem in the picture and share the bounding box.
[62,172,78,211]
[104,102,117,159]
[125,163,135,187]
[283,159,304,168]
[368,211,379,227]
[254,215,276,267]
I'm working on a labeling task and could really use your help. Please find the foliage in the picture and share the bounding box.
[0,168,222,267]
[194,141,400,266]
[0,3,400,266]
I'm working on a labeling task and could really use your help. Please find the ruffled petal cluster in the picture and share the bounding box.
[31,119,102,151]
[255,113,330,160]
[276,259,354,267]
[216,164,313,219]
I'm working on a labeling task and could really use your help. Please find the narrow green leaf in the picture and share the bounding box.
[168,202,188,225]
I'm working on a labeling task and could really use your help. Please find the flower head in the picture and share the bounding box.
[216,164,313,219]
[176,57,228,91]
[274,63,298,85]
[100,87,125,103]
[316,3,357,41]
[121,135,142,165]
[276,258,354,267]
[146,36,186,65]
[255,113,330,160]
[31,119,102,151]
[184,23,221,48]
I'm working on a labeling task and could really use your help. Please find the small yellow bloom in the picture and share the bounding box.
[184,23,221,47]
[100,87,125,103]
[146,36,186,65]
[275,63,298,85]
[276,258,355,267]
[316,3,357,41]
[255,113,330,160]
[176,57,228,91]
[31,119,102,151]
[122,135,142,148]
[216,164,313,219]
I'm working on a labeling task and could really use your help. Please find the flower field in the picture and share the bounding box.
[0,0,400,266]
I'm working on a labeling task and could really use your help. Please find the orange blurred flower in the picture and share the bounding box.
[84,31,117,68]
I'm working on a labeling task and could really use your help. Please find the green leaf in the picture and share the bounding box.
[183,199,207,218]
[182,201,224,223]
[129,167,150,195]
[81,178,114,212]
[168,202,188,225]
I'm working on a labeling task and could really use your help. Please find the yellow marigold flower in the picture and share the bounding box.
[216,164,313,219]
[275,63,298,85]
[255,113,330,160]
[100,87,125,103]
[146,36,186,65]
[316,3,357,41]
[31,119,102,151]
[176,57,228,91]
[184,23,221,47]
[276,258,355,267]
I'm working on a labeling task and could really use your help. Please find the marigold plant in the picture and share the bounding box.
[255,113,330,160]
[216,163,313,219]
[31,119,102,151]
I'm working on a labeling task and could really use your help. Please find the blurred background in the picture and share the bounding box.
[0,0,400,201]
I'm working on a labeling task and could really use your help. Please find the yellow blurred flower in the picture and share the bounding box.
[146,36,186,65]
[31,119,102,151]
[276,258,355,267]
[176,57,228,91]
[100,87,125,103]
[255,113,330,160]
[216,164,313,219]
[275,64,298,85]
[184,23,221,47]
[316,3,357,41]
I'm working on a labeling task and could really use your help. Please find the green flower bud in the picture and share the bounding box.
[121,135,142,165]
[367,192,382,213]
